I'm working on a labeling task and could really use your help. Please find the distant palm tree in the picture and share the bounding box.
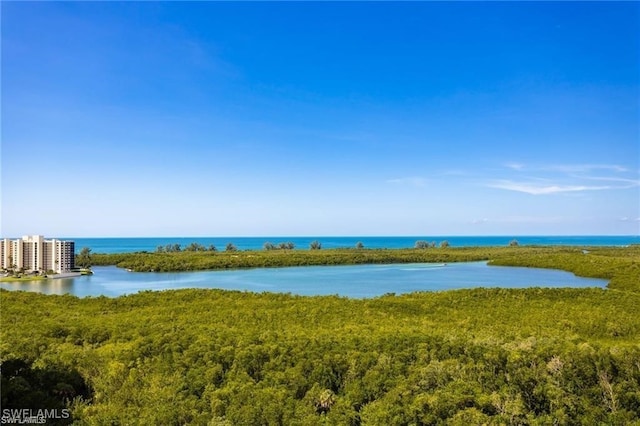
[76,247,93,268]
[415,240,429,249]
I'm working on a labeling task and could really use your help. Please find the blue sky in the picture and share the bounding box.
[2,2,639,237]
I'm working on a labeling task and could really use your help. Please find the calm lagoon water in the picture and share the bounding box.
[0,262,608,298]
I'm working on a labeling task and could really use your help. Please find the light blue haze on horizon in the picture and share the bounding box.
[2,2,639,237]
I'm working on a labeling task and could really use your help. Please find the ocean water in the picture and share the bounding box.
[0,262,608,298]
[68,235,639,253]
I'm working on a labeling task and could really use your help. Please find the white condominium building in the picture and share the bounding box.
[0,235,75,273]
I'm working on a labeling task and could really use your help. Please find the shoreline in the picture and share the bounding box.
[1,271,87,283]
[88,245,638,293]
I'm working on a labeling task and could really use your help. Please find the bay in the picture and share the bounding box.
[68,235,639,254]
[0,262,608,298]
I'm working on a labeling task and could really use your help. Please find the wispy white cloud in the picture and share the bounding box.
[504,162,629,173]
[547,164,629,173]
[488,162,638,195]
[387,177,428,187]
[571,175,640,186]
[619,217,640,222]
[472,218,488,224]
[505,162,525,171]
[488,181,612,195]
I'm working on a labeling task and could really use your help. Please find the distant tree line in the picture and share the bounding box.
[156,243,222,253]
[147,239,521,255]
[264,242,296,251]
[415,240,450,249]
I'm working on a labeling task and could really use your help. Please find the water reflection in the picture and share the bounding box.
[0,278,75,296]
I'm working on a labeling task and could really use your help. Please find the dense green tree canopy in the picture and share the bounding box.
[3,285,639,424]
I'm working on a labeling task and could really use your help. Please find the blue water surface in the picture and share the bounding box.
[1,262,608,298]
[67,235,639,254]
